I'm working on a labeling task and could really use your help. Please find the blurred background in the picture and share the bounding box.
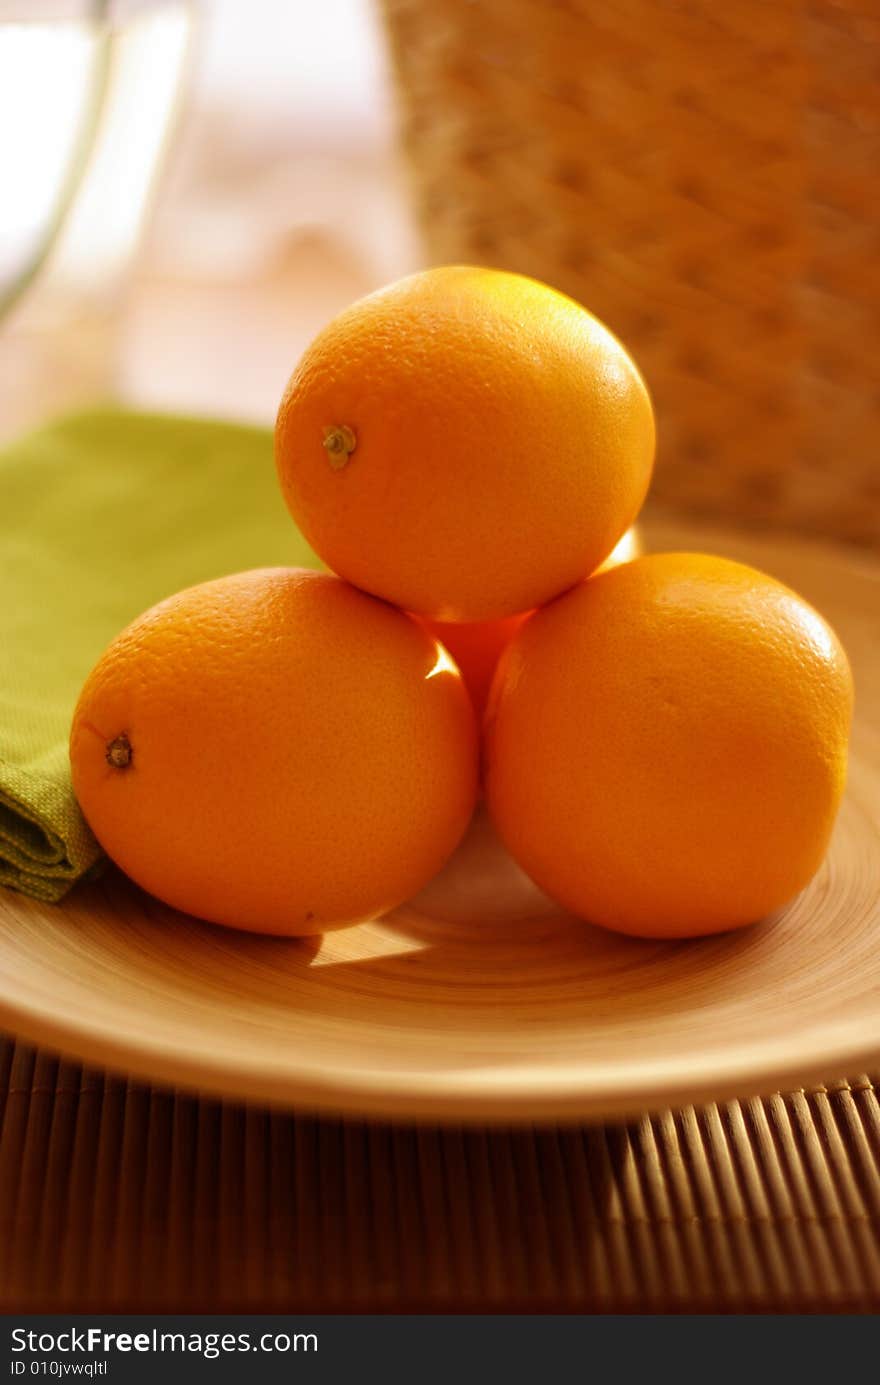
[2,0,878,545]
[0,0,417,431]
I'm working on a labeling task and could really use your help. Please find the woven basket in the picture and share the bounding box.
[382,0,880,548]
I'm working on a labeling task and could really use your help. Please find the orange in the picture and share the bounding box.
[423,528,642,717]
[484,553,853,939]
[70,568,478,935]
[421,612,529,720]
[274,266,654,622]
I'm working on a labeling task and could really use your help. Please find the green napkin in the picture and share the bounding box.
[0,408,320,902]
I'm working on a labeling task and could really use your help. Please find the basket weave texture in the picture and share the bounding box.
[382,0,880,547]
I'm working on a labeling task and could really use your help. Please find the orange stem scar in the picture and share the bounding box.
[322,424,356,469]
[106,733,133,769]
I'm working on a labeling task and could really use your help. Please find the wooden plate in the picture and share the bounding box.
[1,520,878,1122]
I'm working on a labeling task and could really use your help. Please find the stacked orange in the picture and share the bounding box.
[71,267,852,940]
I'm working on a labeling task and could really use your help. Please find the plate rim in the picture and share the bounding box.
[0,975,878,1123]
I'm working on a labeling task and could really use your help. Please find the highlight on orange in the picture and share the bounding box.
[423,526,642,717]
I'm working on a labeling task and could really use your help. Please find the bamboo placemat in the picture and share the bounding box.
[1,1035,878,1313]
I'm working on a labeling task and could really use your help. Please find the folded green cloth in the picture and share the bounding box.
[1,408,320,901]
